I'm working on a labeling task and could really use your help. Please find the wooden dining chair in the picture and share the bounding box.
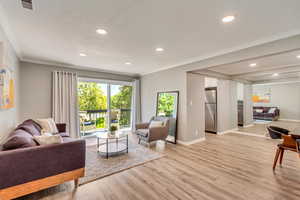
[273,134,300,170]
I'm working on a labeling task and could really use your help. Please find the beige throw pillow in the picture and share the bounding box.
[34,135,63,145]
[149,121,164,128]
[36,118,59,134]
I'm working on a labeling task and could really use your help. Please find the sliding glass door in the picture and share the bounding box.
[110,84,133,129]
[78,79,133,137]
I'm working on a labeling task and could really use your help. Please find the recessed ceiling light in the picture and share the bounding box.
[222,15,235,23]
[125,62,132,65]
[297,55,300,58]
[96,29,107,35]
[249,63,257,67]
[155,47,164,52]
[79,53,87,57]
[272,73,279,77]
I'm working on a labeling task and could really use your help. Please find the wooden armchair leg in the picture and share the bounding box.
[273,148,281,170]
[74,179,79,188]
[279,149,284,165]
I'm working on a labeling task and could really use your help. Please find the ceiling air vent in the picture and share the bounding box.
[21,0,33,10]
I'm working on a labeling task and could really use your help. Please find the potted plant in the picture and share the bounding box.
[109,125,118,137]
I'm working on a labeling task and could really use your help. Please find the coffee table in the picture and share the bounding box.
[96,131,129,159]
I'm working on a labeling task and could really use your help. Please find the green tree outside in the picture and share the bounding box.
[78,82,133,130]
[157,93,175,117]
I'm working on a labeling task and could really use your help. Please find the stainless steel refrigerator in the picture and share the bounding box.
[205,87,217,133]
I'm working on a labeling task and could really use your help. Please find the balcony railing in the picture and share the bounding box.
[79,109,131,137]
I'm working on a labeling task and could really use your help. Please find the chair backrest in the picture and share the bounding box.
[282,135,297,150]
[267,126,289,139]
[150,116,169,128]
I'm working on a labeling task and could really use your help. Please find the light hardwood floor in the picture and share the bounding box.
[238,120,300,136]
[19,133,300,200]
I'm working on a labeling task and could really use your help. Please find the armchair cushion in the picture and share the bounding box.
[136,123,150,130]
[149,121,163,128]
[136,129,149,137]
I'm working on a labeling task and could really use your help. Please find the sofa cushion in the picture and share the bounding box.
[58,132,70,137]
[2,129,38,150]
[22,119,42,129]
[16,123,41,136]
[62,137,76,143]
[136,129,149,137]
[36,118,59,134]
[34,135,63,145]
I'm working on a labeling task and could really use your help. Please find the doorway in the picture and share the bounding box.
[78,78,133,137]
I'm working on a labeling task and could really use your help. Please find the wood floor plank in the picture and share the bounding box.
[18,133,300,200]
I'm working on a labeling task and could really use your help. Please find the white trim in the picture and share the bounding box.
[177,137,206,146]
[278,119,300,122]
[243,124,254,128]
[253,80,300,86]
[230,131,267,138]
[78,77,133,86]
[217,128,238,135]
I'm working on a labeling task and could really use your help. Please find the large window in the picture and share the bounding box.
[78,79,133,137]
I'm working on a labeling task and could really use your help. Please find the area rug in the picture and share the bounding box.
[79,139,164,185]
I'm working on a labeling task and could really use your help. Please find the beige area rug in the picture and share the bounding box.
[79,139,164,185]
[16,137,163,200]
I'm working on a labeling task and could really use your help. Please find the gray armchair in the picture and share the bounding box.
[135,116,169,144]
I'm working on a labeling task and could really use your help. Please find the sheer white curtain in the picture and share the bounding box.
[132,79,141,130]
[52,71,79,138]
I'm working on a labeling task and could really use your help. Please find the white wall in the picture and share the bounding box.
[243,84,253,126]
[186,73,205,141]
[253,83,300,120]
[0,24,19,143]
[141,35,300,143]
[141,67,187,141]
[217,80,237,133]
[19,61,137,121]
[205,77,218,88]
[237,82,244,101]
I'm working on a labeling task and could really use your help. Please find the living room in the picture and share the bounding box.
[1,1,300,200]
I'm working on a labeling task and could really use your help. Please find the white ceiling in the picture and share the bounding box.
[1,0,300,75]
[195,49,300,82]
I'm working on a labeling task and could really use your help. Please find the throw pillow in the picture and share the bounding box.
[268,108,276,114]
[34,135,63,145]
[149,121,164,128]
[256,109,263,113]
[36,118,59,134]
[3,129,38,150]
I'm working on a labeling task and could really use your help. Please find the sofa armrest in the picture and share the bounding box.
[0,139,86,189]
[136,123,150,130]
[149,126,169,141]
[56,123,66,133]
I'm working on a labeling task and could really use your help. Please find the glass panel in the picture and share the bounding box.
[110,84,133,129]
[78,81,108,137]
[157,93,178,118]
[156,92,179,143]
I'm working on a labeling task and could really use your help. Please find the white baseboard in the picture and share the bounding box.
[217,128,238,135]
[278,119,300,122]
[177,137,206,145]
[230,130,267,138]
[243,123,254,128]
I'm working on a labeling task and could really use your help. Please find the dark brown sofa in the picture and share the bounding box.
[253,106,280,121]
[0,119,86,200]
